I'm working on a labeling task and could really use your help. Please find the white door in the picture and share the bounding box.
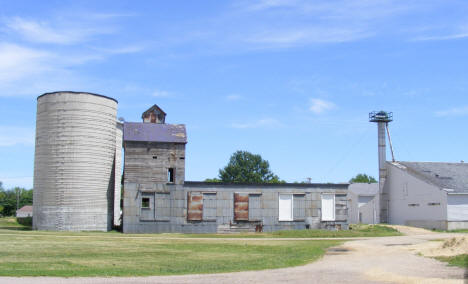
[321,194,335,221]
[279,194,293,221]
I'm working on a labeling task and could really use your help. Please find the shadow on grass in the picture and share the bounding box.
[0,226,32,231]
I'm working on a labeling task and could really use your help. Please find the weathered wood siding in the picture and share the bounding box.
[124,141,185,187]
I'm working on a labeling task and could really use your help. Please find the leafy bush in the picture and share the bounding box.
[16,217,32,226]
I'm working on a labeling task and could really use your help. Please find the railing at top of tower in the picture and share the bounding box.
[369,111,393,122]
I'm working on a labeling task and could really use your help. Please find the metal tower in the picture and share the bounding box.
[369,111,393,223]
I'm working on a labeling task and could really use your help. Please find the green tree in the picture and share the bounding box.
[0,182,4,215]
[349,174,377,183]
[0,182,33,216]
[204,178,221,183]
[217,151,284,183]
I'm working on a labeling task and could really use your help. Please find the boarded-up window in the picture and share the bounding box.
[293,194,306,220]
[203,193,217,220]
[187,192,203,221]
[279,194,293,221]
[249,194,262,221]
[234,193,249,221]
[321,194,335,221]
[155,193,170,220]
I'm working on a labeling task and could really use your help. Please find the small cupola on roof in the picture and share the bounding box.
[142,104,166,124]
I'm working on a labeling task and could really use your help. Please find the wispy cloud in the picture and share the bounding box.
[0,43,52,83]
[413,32,468,41]
[435,106,468,117]
[5,17,112,44]
[231,118,283,129]
[0,126,35,147]
[152,89,172,98]
[309,98,336,114]
[0,13,145,97]
[245,0,297,11]
[222,0,424,49]
[226,94,243,101]
[91,45,145,55]
[247,27,371,46]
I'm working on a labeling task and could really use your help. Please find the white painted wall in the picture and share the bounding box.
[385,163,447,229]
[347,192,377,224]
[447,194,468,221]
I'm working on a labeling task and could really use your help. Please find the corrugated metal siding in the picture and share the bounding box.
[202,193,217,220]
[248,194,262,221]
[113,122,123,226]
[234,193,249,221]
[155,193,170,220]
[293,194,306,220]
[33,92,117,231]
[187,192,203,221]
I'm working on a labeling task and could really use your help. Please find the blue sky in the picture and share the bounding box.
[1,0,468,189]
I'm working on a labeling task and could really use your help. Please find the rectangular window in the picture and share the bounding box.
[248,194,262,221]
[321,194,335,221]
[202,193,217,220]
[168,168,175,183]
[141,197,150,209]
[279,194,293,221]
[293,194,306,220]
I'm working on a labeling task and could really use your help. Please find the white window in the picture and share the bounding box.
[279,194,293,221]
[321,194,335,221]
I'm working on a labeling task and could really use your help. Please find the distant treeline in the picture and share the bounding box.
[0,182,33,217]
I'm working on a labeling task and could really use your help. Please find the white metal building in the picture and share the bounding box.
[348,183,378,224]
[384,161,468,230]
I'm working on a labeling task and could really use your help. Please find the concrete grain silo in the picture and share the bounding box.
[33,91,120,231]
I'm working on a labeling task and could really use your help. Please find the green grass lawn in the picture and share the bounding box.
[435,254,468,268]
[432,229,468,233]
[0,218,399,276]
[0,217,31,230]
[0,229,340,277]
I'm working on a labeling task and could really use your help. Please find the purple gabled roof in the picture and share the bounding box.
[124,122,187,143]
[17,205,33,212]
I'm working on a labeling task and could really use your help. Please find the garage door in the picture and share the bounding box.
[448,194,468,221]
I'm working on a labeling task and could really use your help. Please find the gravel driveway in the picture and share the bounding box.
[1,226,466,284]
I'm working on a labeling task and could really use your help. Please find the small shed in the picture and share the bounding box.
[16,205,33,218]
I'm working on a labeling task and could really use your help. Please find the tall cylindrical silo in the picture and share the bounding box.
[33,91,118,231]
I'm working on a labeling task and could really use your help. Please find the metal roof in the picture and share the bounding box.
[38,91,118,103]
[16,205,33,212]
[123,122,187,143]
[348,183,379,196]
[184,181,349,189]
[395,161,468,193]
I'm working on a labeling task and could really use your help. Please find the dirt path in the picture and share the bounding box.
[1,227,466,284]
